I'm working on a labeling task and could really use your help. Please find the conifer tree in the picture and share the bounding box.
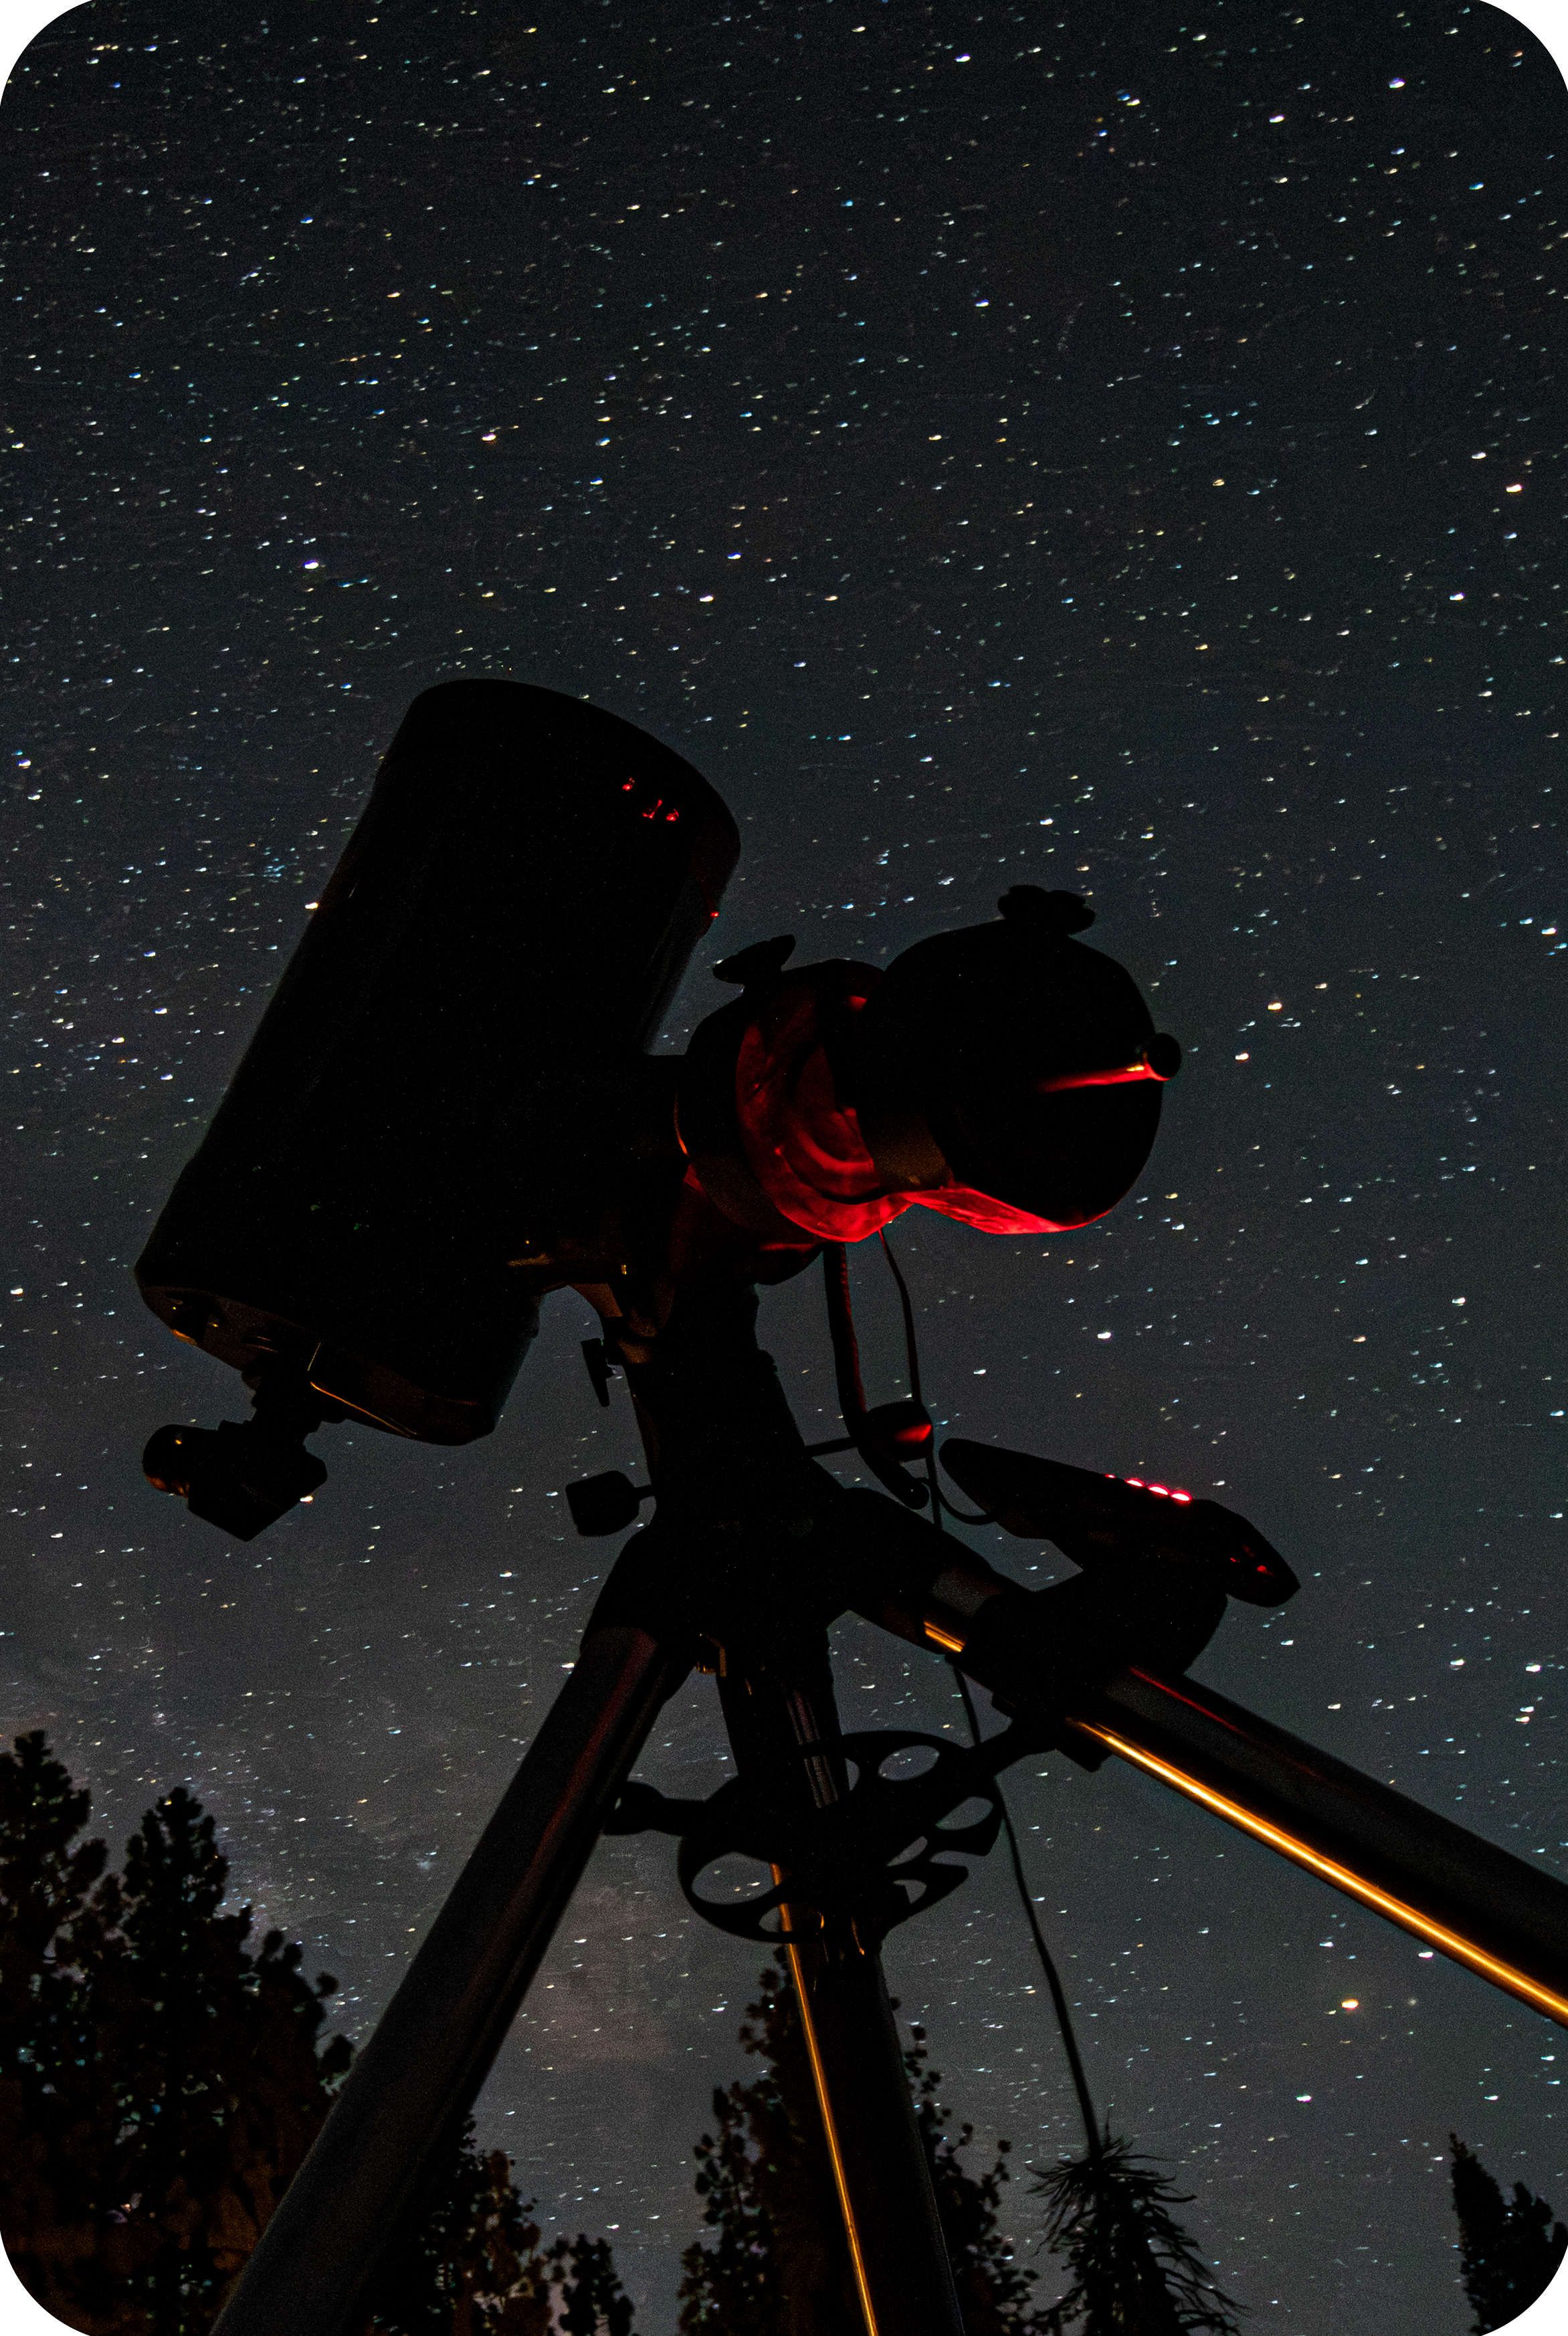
[935,1666,1240,2336]
[0,1731,351,2331]
[359,2122,636,2336]
[0,1732,635,2335]
[1449,2133,1567,2335]
[908,2029,1047,2336]
[1027,2129,1243,2336]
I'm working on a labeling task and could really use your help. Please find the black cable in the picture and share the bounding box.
[820,1243,926,1508]
[932,1481,997,1528]
[882,1230,1100,2153]
[948,1662,1102,2166]
[823,1242,870,1418]
[877,1226,925,1408]
[878,1228,996,1527]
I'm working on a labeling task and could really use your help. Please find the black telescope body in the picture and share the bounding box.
[137,684,1183,1539]
[136,680,739,1465]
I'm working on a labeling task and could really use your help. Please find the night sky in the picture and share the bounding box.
[4,2,1567,2329]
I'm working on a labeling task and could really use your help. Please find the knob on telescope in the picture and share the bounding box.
[565,1471,650,1537]
[142,1418,327,1543]
[143,1363,334,1542]
[860,1399,934,1459]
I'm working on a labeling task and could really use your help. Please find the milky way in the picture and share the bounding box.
[3,3,1566,2329]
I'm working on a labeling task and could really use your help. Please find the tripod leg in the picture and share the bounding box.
[784,1927,965,2336]
[213,1622,688,2336]
[720,1658,965,2336]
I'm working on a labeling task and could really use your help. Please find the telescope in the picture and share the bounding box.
[133,682,1568,2336]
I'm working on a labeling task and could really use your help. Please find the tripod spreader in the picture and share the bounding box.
[714,1648,967,2336]
[607,1725,1015,1943]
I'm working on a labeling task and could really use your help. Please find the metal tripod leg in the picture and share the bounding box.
[783,1929,965,2336]
[719,1654,965,2336]
[212,1622,688,2336]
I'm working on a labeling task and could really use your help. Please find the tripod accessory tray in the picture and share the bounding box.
[608,1726,1032,1944]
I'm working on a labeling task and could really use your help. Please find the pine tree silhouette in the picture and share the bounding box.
[0,1732,635,2335]
[0,1731,351,2331]
[676,1953,1045,2335]
[937,1663,1239,2336]
[1027,2129,1244,2336]
[1450,2133,1567,2335]
[358,2122,637,2336]
[908,2027,1048,2336]
[677,1957,859,2336]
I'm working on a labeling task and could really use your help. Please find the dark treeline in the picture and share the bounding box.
[0,1735,1561,2333]
[0,1732,631,2334]
[677,1956,1049,2335]
[1449,2133,1567,2336]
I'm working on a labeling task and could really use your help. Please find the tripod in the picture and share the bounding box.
[211,1273,1568,2336]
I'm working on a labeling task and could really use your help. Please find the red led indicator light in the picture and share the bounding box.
[623,773,679,821]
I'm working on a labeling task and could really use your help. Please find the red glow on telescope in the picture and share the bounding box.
[1108,1473,1193,1502]
[621,775,681,822]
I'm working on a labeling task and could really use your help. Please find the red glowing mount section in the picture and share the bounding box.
[1114,1474,1193,1504]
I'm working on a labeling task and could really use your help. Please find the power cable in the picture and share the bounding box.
[871,1229,1101,2161]
[948,1664,1102,2168]
[877,1228,993,1525]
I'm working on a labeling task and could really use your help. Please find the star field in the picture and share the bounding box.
[3,3,1567,2330]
